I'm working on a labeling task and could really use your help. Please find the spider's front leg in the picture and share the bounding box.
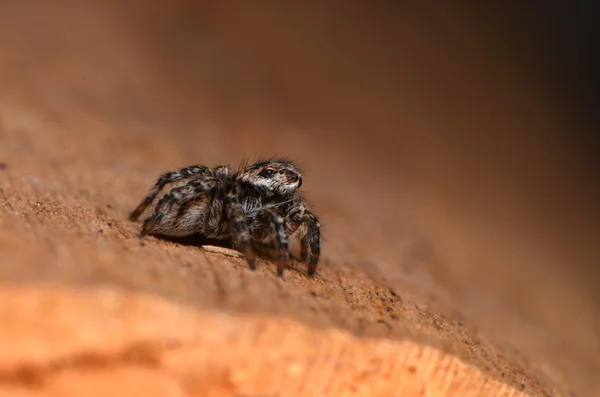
[129,165,211,221]
[294,210,321,278]
[253,208,290,277]
[225,187,257,271]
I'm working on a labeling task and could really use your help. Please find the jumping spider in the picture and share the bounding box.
[129,158,321,278]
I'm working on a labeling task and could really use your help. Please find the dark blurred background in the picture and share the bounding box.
[1,1,598,395]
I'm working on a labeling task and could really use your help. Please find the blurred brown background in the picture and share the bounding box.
[1,1,598,396]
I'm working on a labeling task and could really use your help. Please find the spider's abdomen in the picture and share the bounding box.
[144,184,231,239]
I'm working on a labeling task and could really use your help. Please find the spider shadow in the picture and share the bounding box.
[150,233,310,276]
[152,233,234,250]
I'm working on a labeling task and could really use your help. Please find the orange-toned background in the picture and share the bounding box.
[1,2,598,396]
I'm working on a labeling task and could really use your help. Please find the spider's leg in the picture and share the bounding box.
[225,187,257,270]
[256,209,290,277]
[129,165,211,221]
[302,210,321,277]
[300,234,310,263]
[287,206,321,277]
[286,209,309,262]
[140,178,215,237]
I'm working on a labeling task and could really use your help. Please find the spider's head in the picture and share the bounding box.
[239,159,303,196]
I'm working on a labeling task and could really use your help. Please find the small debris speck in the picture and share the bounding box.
[98,229,104,233]
[385,306,393,312]
[0,162,8,170]
[377,319,392,330]
[180,262,191,268]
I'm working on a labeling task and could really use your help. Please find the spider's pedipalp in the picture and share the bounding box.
[129,165,212,221]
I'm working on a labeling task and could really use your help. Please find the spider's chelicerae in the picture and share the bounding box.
[128,158,321,278]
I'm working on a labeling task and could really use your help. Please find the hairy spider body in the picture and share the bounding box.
[129,159,321,277]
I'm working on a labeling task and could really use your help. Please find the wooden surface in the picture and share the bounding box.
[0,286,528,397]
[1,2,597,397]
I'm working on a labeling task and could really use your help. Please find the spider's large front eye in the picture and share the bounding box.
[259,169,275,178]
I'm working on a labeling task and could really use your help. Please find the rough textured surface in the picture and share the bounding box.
[0,285,529,397]
[0,100,551,397]
[1,2,598,397]
[0,99,560,397]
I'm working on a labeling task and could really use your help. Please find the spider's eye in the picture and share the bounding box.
[259,169,275,178]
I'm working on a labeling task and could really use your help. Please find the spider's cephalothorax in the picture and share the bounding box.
[128,158,321,278]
